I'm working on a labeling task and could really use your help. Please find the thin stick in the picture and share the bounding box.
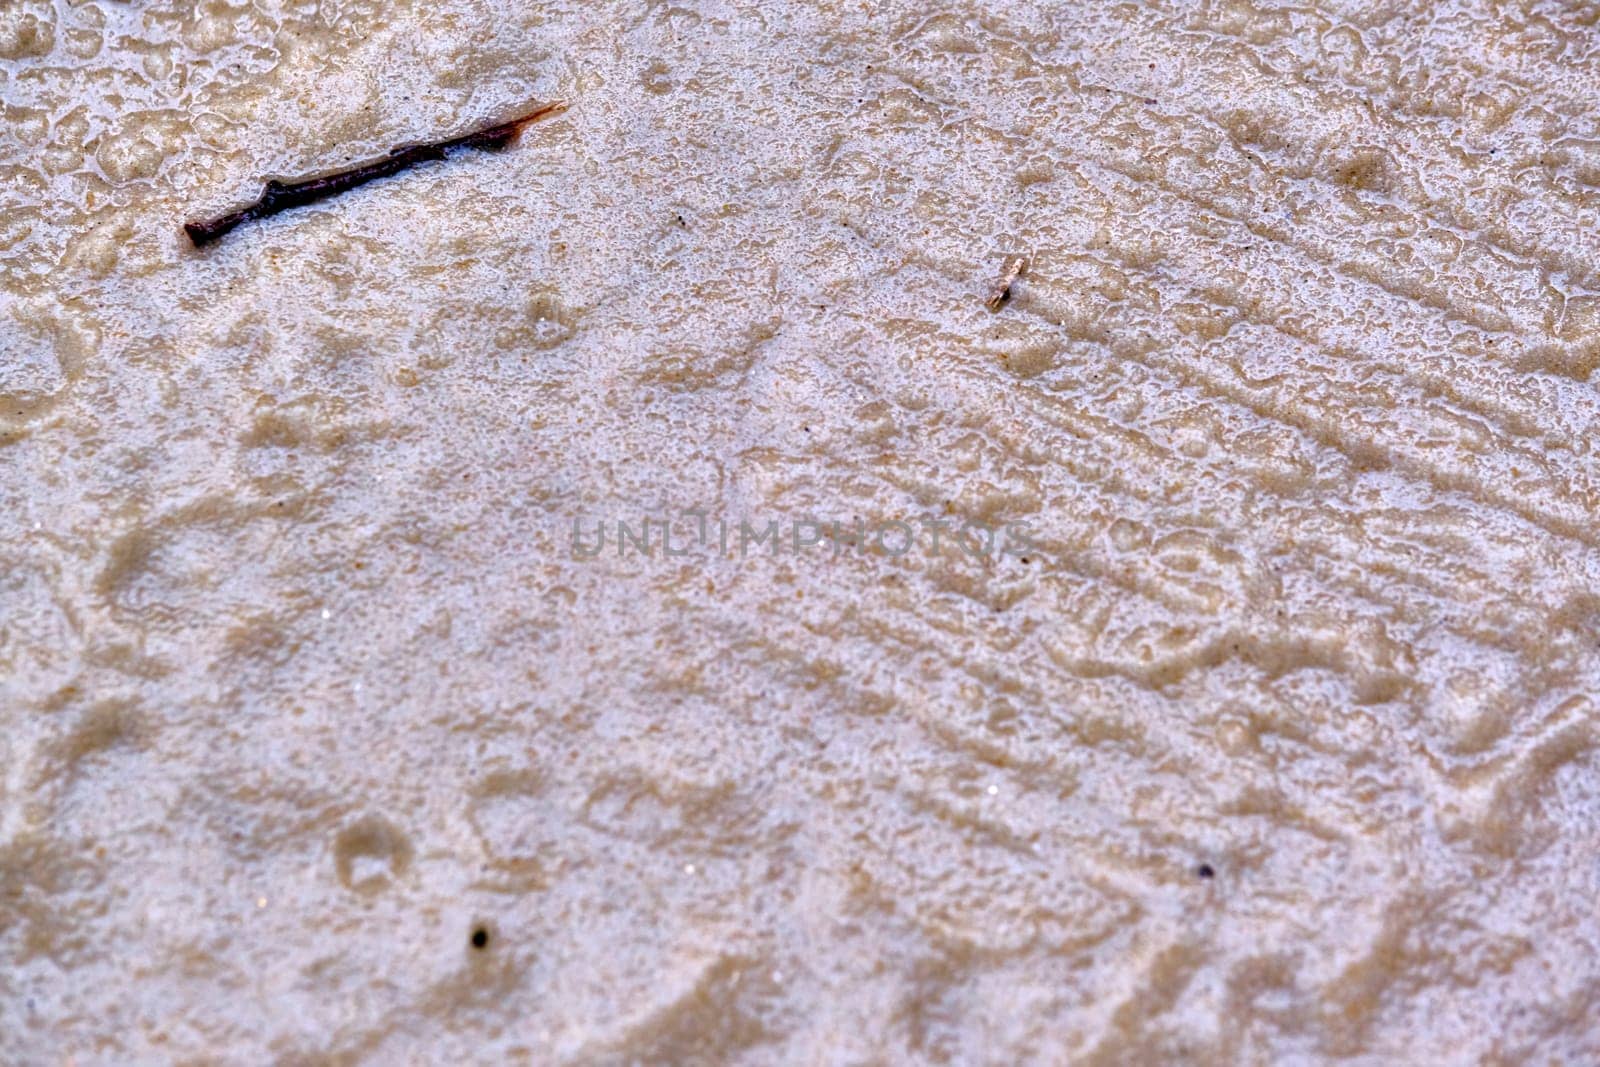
[185,100,569,247]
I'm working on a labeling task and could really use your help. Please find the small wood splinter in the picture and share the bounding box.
[185,100,569,247]
[985,254,1027,312]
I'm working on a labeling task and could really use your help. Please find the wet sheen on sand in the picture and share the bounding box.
[4,0,1600,1062]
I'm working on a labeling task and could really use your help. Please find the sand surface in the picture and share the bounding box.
[4,0,1600,1062]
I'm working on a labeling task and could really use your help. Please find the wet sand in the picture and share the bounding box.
[4,0,1600,1062]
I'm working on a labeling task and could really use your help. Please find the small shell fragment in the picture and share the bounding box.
[985,254,1027,312]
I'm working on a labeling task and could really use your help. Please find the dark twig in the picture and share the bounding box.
[185,100,569,247]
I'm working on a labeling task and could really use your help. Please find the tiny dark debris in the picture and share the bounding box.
[471,926,490,950]
[1196,863,1215,879]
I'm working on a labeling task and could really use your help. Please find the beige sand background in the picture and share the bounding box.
[4,0,1600,1062]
